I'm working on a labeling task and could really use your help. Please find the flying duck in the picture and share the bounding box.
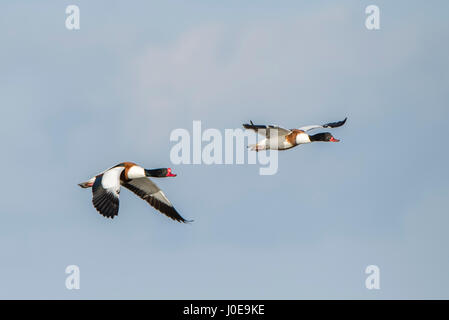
[243,117,347,151]
[78,162,191,223]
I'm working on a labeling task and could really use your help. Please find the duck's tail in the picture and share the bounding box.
[78,182,91,188]
[78,177,95,188]
[247,144,266,152]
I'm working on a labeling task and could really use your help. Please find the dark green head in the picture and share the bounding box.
[309,132,340,142]
[144,168,177,177]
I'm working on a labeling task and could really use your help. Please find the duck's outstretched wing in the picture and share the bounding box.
[122,177,191,223]
[243,120,291,138]
[91,167,124,219]
[298,117,347,132]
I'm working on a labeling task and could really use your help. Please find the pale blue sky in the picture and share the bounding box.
[0,1,448,299]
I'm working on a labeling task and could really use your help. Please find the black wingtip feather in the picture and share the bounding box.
[243,120,256,129]
[123,182,192,223]
[324,117,348,128]
[243,122,266,130]
[92,190,119,218]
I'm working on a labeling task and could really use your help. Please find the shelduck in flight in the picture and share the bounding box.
[78,162,191,223]
[243,117,347,151]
